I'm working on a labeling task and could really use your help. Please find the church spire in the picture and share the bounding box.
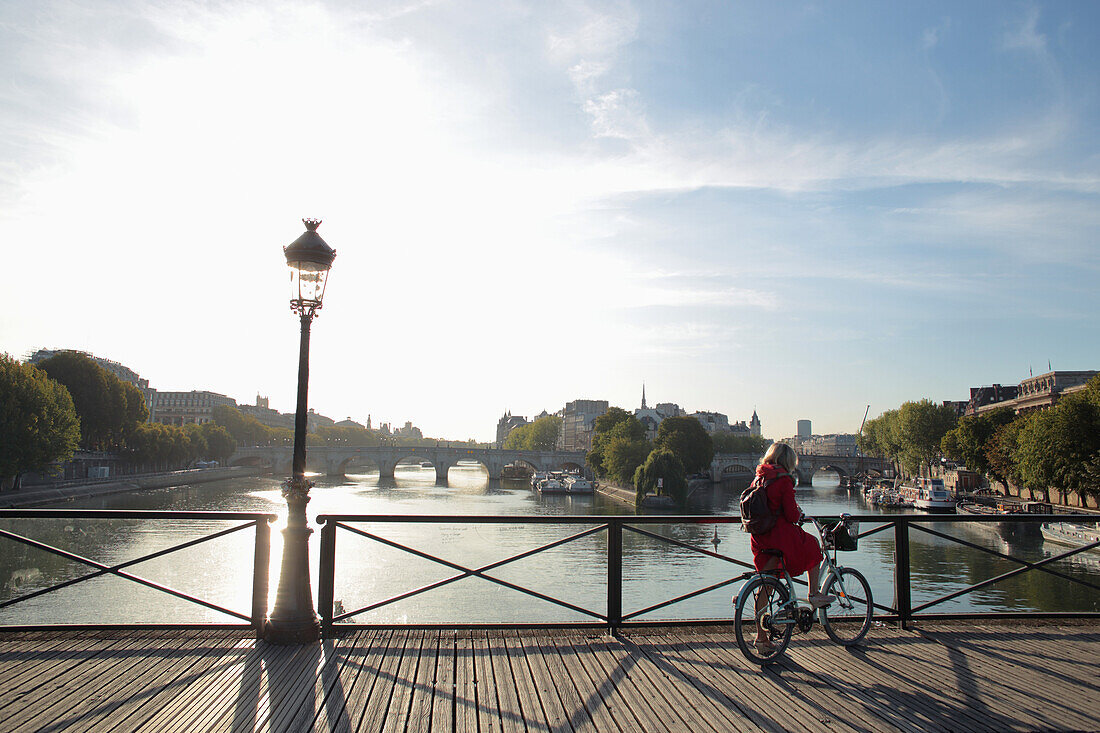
[641,383,647,409]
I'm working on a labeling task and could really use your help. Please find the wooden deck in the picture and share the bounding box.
[1,621,1097,732]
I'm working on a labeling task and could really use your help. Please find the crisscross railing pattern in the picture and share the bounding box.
[0,509,275,630]
[316,513,1099,633]
[880,513,1100,627]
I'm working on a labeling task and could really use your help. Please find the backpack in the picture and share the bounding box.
[740,472,789,535]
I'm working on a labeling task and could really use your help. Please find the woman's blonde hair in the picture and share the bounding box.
[761,442,798,473]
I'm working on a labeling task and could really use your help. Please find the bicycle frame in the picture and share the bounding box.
[733,516,854,628]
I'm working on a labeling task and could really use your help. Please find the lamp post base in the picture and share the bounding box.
[263,616,321,645]
[264,477,321,645]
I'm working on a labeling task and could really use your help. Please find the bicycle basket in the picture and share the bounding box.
[824,518,859,551]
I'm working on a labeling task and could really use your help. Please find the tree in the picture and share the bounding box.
[504,415,562,450]
[940,408,1015,477]
[985,417,1027,490]
[711,432,770,455]
[603,422,652,486]
[200,423,236,462]
[0,355,81,490]
[35,351,146,450]
[654,416,714,474]
[895,400,956,476]
[633,448,688,507]
[1015,391,1100,501]
[588,408,645,477]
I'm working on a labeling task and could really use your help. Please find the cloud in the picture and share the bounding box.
[1003,5,1047,53]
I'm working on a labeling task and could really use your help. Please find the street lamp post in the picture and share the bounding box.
[264,218,336,645]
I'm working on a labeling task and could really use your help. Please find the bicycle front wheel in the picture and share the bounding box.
[820,567,873,645]
[734,575,793,665]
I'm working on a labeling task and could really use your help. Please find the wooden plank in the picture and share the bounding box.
[0,634,129,717]
[779,630,950,733]
[134,636,269,732]
[651,628,793,733]
[572,633,671,732]
[561,632,642,732]
[36,631,208,733]
[84,632,251,732]
[548,630,622,733]
[507,630,571,733]
[68,631,237,733]
[310,630,379,733]
[325,629,391,733]
[500,629,550,732]
[455,634,477,733]
[0,631,170,733]
[874,625,1100,731]
[527,632,598,733]
[427,631,455,733]
[614,633,735,733]
[668,627,848,733]
[629,629,777,733]
[350,629,407,733]
[471,630,505,733]
[483,630,527,733]
[380,628,425,733]
[407,630,441,733]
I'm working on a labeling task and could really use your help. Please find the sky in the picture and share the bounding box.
[2,1,1098,442]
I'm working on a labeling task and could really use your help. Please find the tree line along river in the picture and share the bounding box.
[1,464,1096,625]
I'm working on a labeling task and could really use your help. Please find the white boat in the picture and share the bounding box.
[563,476,594,494]
[905,478,956,512]
[530,471,548,489]
[1041,522,1100,553]
[538,478,565,493]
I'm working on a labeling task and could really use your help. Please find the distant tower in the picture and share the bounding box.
[641,383,648,410]
[750,410,761,437]
[366,414,372,430]
[797,419,812,440]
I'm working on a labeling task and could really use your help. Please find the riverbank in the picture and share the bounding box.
[595,480,636,507]
[595,477,715,511]
[0,466,263,508]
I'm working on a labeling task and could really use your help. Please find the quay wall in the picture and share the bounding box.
[0,466,262,508]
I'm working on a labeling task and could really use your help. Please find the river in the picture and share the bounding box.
[1,465,1097,625]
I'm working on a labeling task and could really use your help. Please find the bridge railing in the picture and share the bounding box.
[314,513,1100,634]
[0,509,275,632]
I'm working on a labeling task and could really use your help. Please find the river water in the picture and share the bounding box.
[1,465,1097,625]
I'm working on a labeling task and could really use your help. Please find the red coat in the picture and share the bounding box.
[749,463,823,576]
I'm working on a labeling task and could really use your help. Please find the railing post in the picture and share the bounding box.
[893,519,912,630]
[318,518,336,636]
[252,518,271,638]
[607,519,622,634]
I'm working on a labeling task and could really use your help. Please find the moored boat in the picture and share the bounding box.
[900,478,956,512]
[958,500,1047,542]
[1041,522,1100,554]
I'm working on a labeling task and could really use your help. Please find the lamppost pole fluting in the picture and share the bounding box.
[264,218,336,646]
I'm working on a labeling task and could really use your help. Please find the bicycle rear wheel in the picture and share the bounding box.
[820,567,873,645]
[733,575,793,664]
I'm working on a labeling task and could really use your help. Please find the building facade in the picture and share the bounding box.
[797,420,812,440]
[495,411,529,448]
[971,371,1097,416]
[150,390,237,426]
[559,399,609,451]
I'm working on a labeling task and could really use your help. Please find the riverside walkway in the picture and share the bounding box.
[2,620,1097,732]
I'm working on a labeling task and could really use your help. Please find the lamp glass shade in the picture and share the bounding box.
[289,260,331,310]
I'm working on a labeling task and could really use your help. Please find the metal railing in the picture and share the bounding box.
[882,513,1100,627]
[1,511,1095,632]
[0,510,275,632]
[315,512,1100,634]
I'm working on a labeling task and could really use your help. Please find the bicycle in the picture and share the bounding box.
[732,514,873,665]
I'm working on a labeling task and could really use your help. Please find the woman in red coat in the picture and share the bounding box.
[749,443,833,652]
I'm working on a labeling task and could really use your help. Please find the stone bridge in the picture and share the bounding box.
[710,452,893,485]
[229,445,588,481]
